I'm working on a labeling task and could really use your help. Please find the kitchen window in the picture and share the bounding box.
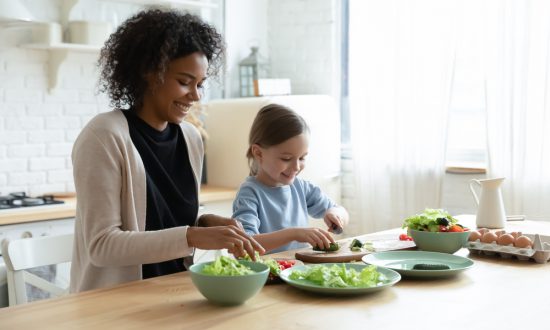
[340,0,488,171]
[445,9,488,172]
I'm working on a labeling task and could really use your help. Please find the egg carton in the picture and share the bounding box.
[466,233,550,263]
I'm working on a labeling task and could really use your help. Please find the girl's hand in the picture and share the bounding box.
[293,227,335,250]
[186,226,265,260]
[323,207,345,234]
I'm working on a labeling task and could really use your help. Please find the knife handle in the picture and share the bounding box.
[331,224,343,235]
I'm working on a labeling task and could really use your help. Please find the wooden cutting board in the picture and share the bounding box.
[294,235,416,263]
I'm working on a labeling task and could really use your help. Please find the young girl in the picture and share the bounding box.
[232,104,349,253]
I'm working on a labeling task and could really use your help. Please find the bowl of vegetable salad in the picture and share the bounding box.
[403,208,470,254]
[189,256,269,305]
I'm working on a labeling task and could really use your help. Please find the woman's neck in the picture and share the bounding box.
[134,106,168,132]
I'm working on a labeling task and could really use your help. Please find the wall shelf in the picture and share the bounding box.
[17,0,220,92]
[20,43,100,92]
[106,0,218,9]
[21,43,101,52]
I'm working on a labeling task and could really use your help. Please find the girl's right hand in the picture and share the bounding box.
[186,226,265,260]
[293,228,335,250]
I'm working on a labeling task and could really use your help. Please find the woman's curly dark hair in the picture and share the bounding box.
[98,9,225,110]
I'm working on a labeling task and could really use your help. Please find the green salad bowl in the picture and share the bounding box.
[409,229,470,254]
[189,260,269,306]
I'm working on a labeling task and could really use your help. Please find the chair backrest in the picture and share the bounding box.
[1,233,74,306]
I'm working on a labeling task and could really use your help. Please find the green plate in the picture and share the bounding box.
[362,251,474,278]
[279,263,401,295]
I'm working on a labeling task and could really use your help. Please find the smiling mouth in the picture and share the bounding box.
[174,102,192,113]
[282,173,296,179]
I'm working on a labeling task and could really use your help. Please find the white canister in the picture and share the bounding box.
[31,22,62,45]
[68,21,112,46]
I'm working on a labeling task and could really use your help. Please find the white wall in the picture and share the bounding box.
[267,0,340,98]
[223,0,339,98]
[224,0,268,98]
[0,0,480,221]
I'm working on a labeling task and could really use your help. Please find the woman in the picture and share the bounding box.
[70,9,264,293]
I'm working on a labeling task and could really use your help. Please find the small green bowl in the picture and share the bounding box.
[189,260,269,306]
[409,229,470,254]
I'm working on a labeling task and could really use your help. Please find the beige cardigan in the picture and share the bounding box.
[70,110,203,293]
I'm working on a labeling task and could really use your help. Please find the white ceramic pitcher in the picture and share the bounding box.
[469,177,506,229]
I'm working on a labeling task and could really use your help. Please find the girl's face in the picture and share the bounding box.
[252,133,309,187]
[139,52,208,131]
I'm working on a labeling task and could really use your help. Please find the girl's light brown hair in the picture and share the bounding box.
[247,104,310,175]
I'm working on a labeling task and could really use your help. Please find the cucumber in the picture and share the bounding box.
[412,263,451,270]
[313,242,340,252]
[350,238,363,249]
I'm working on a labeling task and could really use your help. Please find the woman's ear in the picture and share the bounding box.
[251,144,263,161]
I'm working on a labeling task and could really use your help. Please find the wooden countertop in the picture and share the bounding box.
[0,185,236,226]
[0,219,548,329]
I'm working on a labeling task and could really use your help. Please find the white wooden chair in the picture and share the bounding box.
[1,233,73,306]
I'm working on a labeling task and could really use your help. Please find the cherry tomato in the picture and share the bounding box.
[277,260,296,270]
[448,225,464,232]
[399,233,413,241]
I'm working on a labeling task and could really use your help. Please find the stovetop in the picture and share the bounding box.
[0,192,65,210]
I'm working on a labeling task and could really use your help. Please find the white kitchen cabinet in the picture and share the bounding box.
[198,185,236,218]
[199,200,233,218]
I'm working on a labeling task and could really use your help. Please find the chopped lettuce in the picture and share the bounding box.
[402,208,458,232]
[202,256,255,276]
[240,252,281,275]
[288,264,384,288]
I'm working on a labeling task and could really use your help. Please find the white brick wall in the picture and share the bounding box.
[0,47,106,195]
[0,17,109,195]
[267,0,339,97]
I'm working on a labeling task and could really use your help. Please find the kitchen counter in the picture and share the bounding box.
[0,219,548,329]
[0,185,236,226]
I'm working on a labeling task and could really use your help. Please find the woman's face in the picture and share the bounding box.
[140,52,208,131]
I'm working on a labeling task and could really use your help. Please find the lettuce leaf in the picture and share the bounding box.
[288,264,384,288]
[240,252,281,275]
[202,256,255,276]
[402,208,458,232]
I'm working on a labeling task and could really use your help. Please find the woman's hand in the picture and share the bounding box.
[186,226,265,260]
[198,214,244,231]
[292,227,335,250]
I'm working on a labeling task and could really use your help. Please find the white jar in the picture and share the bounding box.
[67,20,112,46]
[31,22,62,45]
